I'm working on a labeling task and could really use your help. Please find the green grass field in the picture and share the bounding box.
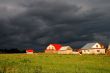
[0,54,110,73]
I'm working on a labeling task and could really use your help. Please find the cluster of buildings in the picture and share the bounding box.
[26,42,109,55]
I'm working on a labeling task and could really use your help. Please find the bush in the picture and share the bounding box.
[106,50,110,56]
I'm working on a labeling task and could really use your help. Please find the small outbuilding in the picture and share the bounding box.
[45,44,62,53]
[26,49,34,54]
[58,46,73,54]
[81,42,105,54]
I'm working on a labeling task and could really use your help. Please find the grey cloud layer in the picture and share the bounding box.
[0,0,110,48]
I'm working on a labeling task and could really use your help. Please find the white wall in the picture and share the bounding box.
[82,49,93,54]
[92,49,105,54]
[26,52,33,54]
[82,49,105,54]
[92,43,102,48]
[58,50,73,54]
[46,45,55,50]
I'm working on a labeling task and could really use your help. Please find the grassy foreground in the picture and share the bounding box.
[0,54,110,73]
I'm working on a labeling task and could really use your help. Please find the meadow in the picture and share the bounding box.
[0,54,110,73]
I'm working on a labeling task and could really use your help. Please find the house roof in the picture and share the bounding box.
[26,49,34,52]
[60,46,73,51]
[50,44,62,51]
[81,43,97,49]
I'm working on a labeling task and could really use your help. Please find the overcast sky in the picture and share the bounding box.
[0,0,110,49]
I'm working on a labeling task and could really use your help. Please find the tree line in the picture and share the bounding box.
[0,48,25,53]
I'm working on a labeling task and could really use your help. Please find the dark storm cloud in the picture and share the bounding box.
[0,0,110,49]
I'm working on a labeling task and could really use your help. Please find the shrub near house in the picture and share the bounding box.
[106,45,110,55]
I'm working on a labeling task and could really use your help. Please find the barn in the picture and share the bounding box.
[81,42,105,54]
[45,44,62,53]
[58,46,73,54]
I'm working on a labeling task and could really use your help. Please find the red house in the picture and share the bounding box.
[26,49,34,54]
[45,44,62,53]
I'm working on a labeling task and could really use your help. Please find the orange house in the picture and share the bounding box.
[45,44,62,53]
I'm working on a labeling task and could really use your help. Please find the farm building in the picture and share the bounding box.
[58,46,73,54]
[81,42,105,54]
[26,49,34,54]
[45,44,62,53]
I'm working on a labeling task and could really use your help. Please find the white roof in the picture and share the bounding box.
[60,46,73,51]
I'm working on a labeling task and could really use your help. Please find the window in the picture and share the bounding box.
[97,50,100,52]
[52,47,53,49]
[51,47,54,50]
[87,50,89,52]
[96,45,98,48]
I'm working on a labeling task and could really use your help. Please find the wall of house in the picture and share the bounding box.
[92,49,105,54]
[26,52,33,54]
[92,43,102,48]
[45,50,57,53]
[82,49,105,54]
[58,50,73,54]
[46,45,55,50]
[82,49,93,54]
